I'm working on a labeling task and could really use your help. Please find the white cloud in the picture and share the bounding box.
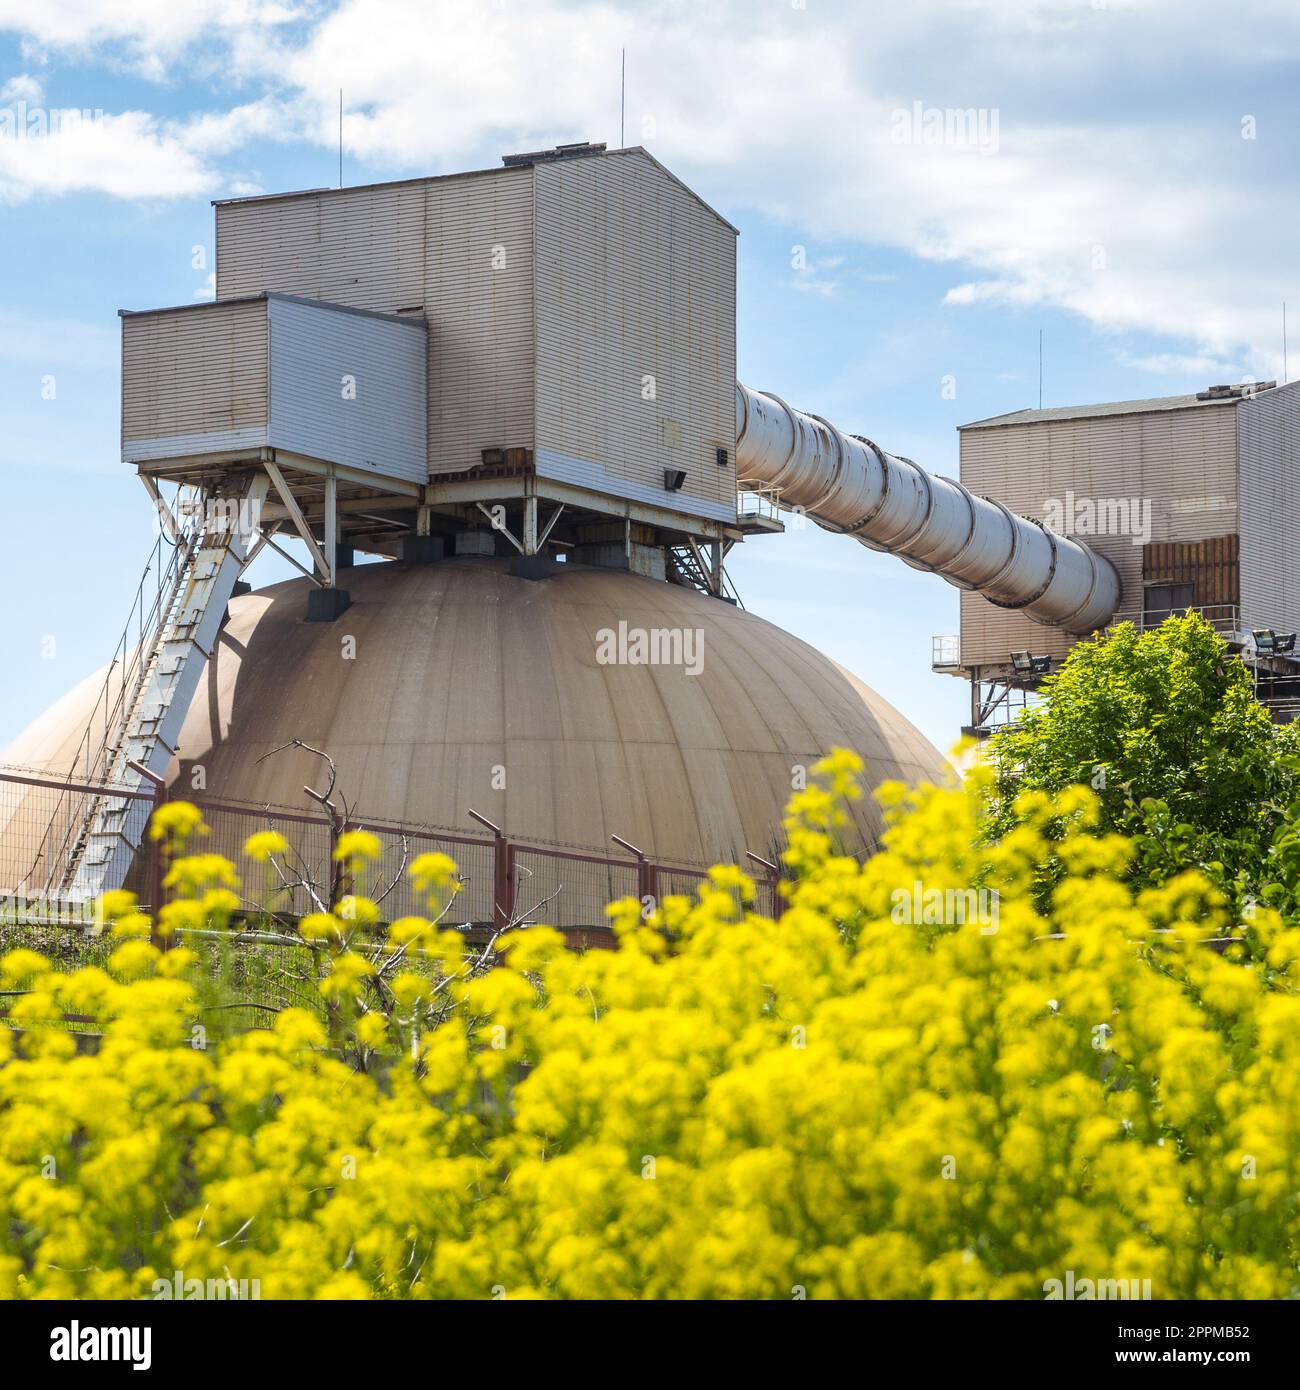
[181,97,288,155]
[0,73,43,103]
[0,107,214,202]
[0,1,307,79]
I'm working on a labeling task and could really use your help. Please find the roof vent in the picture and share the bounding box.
[1196,381,1277,400]
[502,141,607,168]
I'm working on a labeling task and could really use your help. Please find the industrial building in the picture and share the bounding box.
[2,142,952,912]
[936,381,1300,732]
[2,139,1293,918]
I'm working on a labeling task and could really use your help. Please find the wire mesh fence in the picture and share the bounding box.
[511,846,640,931]
[0,769,159,910]
[0,765,787,1031]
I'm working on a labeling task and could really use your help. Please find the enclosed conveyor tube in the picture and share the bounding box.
[734,382,1121,633]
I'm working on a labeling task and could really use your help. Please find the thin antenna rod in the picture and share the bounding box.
[338,89,343,189]
[620,49,626,146]
[1284,300,1289,384]
[1038,329,1043,410]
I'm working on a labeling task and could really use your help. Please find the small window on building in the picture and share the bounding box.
[1143,582,1196,625]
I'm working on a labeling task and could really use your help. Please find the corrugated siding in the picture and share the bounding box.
[215,170,534,476]
[533,150,737,521]
[267,298,427,485]
[121,300,268,448]
[423,166,534,473]
[958,402,1239,665]
[1238,380,1300,634]
[216,184,425,311]
[535,447,738,523]
[217,196,327,301]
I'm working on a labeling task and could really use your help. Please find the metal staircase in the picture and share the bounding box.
[666,542,743,607]
[52,474,268,901]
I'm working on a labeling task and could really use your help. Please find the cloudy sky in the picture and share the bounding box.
[1,0,1297,755]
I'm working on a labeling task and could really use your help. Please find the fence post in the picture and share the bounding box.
[611,834,655,916]
[746,851,780,917]
[468,809,512,931]
[503,839,516,928]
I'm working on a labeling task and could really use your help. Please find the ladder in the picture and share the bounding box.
[57,473,269,901]
[666,543,743,607]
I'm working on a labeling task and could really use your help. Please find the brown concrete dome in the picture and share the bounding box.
[3,557,948,868]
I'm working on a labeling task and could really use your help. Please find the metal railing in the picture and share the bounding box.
[0,767,781,941]
[932,634,961,668]
[33,502,207,893]
[1105,602,1241,638]
[737,480,782,525]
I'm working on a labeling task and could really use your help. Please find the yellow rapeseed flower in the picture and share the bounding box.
[244,830,290,862]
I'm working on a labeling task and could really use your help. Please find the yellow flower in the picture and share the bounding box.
[299,913,343,945]
[108,939,160,980]
[389,971,433,1009]
[148,801,207,844]
[386,916,433,951]
[410,852,458,890]
[157,899,205,939]
[98,889,137,922]
[202,888,241,920]
[334,830,383,864]
[244,830,290,862]
[336,895,379,926]
[0,948,50,985]
[109,911,153,940]
[319,951,375,1002]
[0,747,1296,1302]
[164,853,238,897]
[355,1013,389,1048]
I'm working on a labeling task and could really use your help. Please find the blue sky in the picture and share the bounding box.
[1,0,1297,756]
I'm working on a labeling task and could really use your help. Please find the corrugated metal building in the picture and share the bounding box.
[210,143,738,526]
[121,294,428,485]
[954,380,1300,679]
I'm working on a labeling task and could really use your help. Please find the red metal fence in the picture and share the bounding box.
[0,766,782,941]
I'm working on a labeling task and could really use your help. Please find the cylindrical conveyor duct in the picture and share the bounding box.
[734,382,1121,633]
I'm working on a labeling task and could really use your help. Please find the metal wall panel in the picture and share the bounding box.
[423,167,535,474]
[533,150,737,522]
[957,401,1239,666]
[535,446,738,523]
[267,296,427,486]
[215,169,534,478]
[216,195,325,300]
[1238,380,1300,634]
[121,299,268,451]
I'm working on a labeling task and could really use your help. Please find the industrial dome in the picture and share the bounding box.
[6,558,948,869]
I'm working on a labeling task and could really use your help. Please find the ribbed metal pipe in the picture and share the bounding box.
[734,382,1120,633]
